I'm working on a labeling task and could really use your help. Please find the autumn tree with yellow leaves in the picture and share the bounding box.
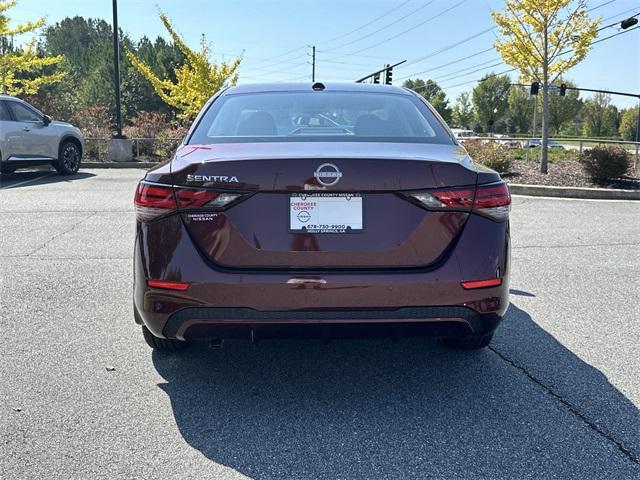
[492,0,599,173]
[126,12,240,120]
[0,0,64,95]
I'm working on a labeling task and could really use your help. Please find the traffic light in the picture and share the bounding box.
[559,83,567,96]
[373,74,380,84]
[530,81,539,95]
[385,65,393,85]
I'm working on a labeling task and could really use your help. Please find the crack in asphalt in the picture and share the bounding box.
[489,345,639,465]
[26,212,98,256]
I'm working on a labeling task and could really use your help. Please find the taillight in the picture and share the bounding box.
[473,182,511,221]
[134,182,246,221]
[402,182,510,221]
[134,183,175,221]
[175,189,242,209]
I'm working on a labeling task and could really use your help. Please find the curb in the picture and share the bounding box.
[81,162,158,169]
[509,183,640,200]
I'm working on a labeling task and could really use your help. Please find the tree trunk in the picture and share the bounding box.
[540,79,549,174]
[540,26,549,174]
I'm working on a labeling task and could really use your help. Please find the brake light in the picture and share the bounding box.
[134,183,175,221]
[403,182,510,221]
[461,278,502,289]
[134,182,246,221]
[473,183,511,221]
[407,188,474,210]
[175,189,242,209]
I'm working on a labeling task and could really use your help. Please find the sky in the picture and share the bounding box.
[8,0,640,109]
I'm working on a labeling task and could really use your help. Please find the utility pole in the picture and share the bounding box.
[311,46,316,82]
[112,0,123,138]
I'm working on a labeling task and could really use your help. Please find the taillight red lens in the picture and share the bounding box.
[473,182,511,220]
[134,183,176,221]
[175,188,220,208]
[134,182,247,221]
[431,188,475,208]
[403,182,510,221]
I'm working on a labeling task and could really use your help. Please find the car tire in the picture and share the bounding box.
[55,140,81,175]
[141,325,188,352]
[444,333,493,350]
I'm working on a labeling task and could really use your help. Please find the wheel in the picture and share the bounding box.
[141,325,188,352]
[55,140,81,175]
[444,333,493,350]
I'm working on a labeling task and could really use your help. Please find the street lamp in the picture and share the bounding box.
[112,0,122,138]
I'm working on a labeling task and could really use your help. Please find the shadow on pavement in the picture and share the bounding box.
[152,303,639,479]
[0,169,95,189]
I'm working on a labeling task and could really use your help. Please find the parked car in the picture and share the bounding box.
[522,138,564,150]
[493,134,521,149]
[133,82,511,352]
[0,95,84,175]
[450,128,476,144]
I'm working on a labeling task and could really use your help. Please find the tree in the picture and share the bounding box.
[547,79,582,135]
[493,0,599,173]
[126,12,241,120]
[582,92,618,137]
[507,85,534,134]
[452,92,474,129]
[35,16,186,128]
[0,0,64,95]
[472,73,511,132]
[619,107,639,142]
[403,78,452,123]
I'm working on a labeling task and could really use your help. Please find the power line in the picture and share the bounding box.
[432,59,505,83]
[587,0,617,13]
[316,0,413,45]
[322,1,436,52]
[404,26,496,67]
[438,25,639,91]
[323,0,468,61]
[396,4,635,82]
[396,47,495,81]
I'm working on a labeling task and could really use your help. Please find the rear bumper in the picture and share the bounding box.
[160,306,501,340]
[133,212,510,341]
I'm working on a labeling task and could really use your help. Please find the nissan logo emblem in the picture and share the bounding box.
[313,163,342,187]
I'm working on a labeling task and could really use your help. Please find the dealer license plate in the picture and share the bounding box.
[289,193,363,233]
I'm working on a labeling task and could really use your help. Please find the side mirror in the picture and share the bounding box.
[42,115,52,126]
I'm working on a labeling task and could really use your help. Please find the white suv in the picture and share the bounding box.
[0,95,84,175]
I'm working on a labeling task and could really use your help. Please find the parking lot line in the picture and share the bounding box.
[0,172,54,190]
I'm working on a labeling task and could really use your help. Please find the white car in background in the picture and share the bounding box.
[450,128,476,143]
[0,95,84,175]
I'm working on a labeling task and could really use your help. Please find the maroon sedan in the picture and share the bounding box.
[133,82,510,352]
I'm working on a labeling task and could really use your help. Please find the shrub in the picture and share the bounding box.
[124,111,187,158]
[463,139,512,173]
[580,146,630,181]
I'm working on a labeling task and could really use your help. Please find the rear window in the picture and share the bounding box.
[188,91,454,145]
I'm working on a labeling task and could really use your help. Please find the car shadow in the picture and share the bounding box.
[152,303,639,478]
[0,169,96,189]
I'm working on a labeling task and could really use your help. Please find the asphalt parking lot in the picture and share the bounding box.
[1,167,639,479]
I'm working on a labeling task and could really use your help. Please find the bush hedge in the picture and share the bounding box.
[580,146,630,181]
[463,139,512,173]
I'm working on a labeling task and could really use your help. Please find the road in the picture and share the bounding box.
[1,168,639,479]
